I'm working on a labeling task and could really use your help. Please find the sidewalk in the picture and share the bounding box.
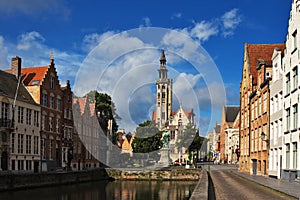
[232,170,300,199]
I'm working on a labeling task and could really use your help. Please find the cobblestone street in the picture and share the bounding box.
[208,165,299,200]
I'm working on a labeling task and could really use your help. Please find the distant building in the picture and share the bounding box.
[220,105,239,164]
[72,96,101,170]
[0,69,41,172]
[152,50,196,162]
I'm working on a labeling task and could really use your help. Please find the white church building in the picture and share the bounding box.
[152,50,196,162]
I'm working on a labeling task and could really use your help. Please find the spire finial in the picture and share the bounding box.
[50,50,54,60]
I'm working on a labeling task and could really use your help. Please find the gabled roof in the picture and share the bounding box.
[152,109,194,121]
[6,66,49,86]
[0,70,37,105]
[246,43,285,84]
[224,106,240,123]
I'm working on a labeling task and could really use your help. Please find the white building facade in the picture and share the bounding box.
[282,0,300,180]
[269,48,284,178]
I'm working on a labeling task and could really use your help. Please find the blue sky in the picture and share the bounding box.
[0,0,292,135]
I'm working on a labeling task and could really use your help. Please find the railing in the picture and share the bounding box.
[0,119,13,129]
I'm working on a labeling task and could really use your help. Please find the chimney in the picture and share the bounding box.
[11,56,22,79]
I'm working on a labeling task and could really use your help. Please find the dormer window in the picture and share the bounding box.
[31,80,40,86]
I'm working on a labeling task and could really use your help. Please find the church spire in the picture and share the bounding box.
[160,49,166,66]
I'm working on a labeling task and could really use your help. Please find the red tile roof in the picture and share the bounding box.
[246,43,285,84]
[6,66,49,86]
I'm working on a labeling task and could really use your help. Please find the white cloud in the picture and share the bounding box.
[0,0,70,19]
[0,36,9,69]
[221,8,242,37]
[0,31,83,87]
[82,31,116,52]
[190,21,219,42]
[17,31,45,51]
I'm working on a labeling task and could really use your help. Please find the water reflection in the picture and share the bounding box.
[0,180,197,200]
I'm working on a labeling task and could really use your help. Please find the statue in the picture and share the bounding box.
[161,130,170,148]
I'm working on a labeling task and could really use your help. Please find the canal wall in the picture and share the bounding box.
[0,168,113,191]
[105,168,202,180]
[0,168,203,192]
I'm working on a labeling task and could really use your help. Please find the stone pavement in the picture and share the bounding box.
[232,170,300,199]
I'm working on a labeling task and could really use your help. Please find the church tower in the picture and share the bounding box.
[156,49,172,130]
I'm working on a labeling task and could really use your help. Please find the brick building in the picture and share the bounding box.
[239,43,284,174]
[72,96,101,170]
[7,56,65,171]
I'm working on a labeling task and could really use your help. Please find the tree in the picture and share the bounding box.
[131,120,162,153]
[86,91,120,144]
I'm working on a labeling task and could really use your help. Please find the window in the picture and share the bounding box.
[293,104,298,129]
[18,134,24,154]
[263,92,267,113]
[263,125,267,150]
[49,139,53,160]
[293,66,298,90]
[50,76,54,89]
[26,135,32,154]
[41,138,46,160]
[286,73,291,94]
[34,136,39,155]
[26,160,32,170]
[34,111,39,127]
[18,106,24,123]
[292,30,297,51]
[11,133,15,153]
[1,102,9,119]
[50,96,54,108]
[18,160,24,170]
[286,144,290,168]
[56,117,60,133]
[26,108,32,125]
[57,98,61,110]
[49,116,54,132]
[286,108,291,131]
[293,142,297,169]
[42,93,47,106]
[42,114,46,131]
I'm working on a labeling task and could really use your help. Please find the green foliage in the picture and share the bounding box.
[132,121,162,153]
[188,132,205,152]
[86,91,120,144]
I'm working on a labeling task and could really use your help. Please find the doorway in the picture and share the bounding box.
[252,159,257,175]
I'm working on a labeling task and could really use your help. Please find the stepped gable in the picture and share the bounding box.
[246,43,285,85]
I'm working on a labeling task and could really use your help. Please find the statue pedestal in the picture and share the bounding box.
[157,148,171,167]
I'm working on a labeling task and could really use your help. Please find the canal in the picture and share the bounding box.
[0,180,197,200]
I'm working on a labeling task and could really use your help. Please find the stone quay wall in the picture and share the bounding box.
[105,168,202,180]
[0,168,112,191]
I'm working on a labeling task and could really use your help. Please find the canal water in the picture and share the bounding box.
[0,180,197,200]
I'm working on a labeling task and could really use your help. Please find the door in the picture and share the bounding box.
[1,151,8,171]
[279,155,282,179]
[34,161,39,173]
[252,159,257,175]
